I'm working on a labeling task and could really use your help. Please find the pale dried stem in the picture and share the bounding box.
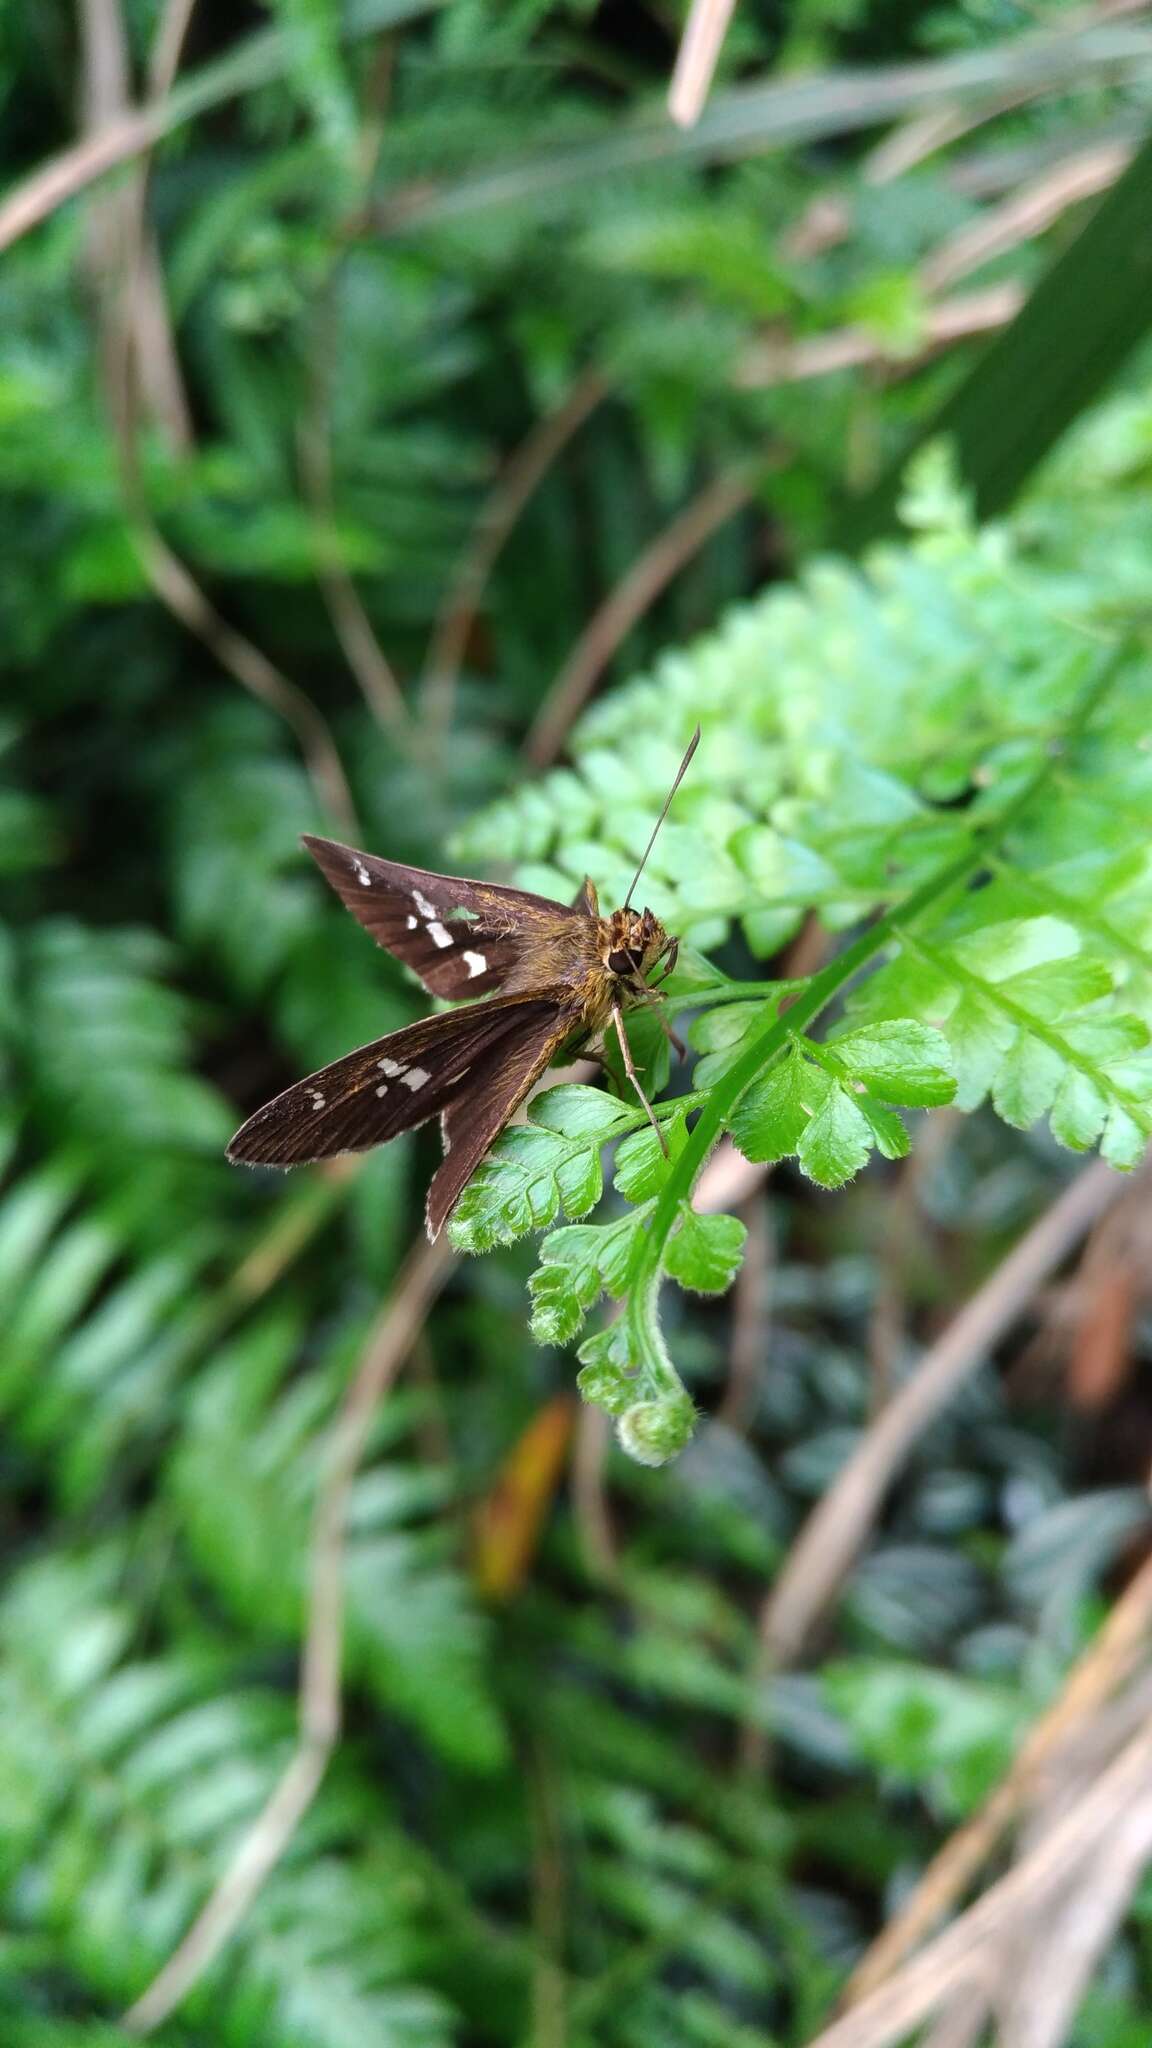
[131,519,360,834]
[761,1159,1125,1670]
[420,368,609,738]
[124,1234,455,2033]
[717,1193,774,1433]
[668,0,739,128]
[921,139,1131,291]
[525,465,761,770]
[297,401,409,732]
[80,0,358,832]
[862,85,1047,185]
[843,1461,1152,2005]
[81,0,192,452]
[995,1768,1152,2048]
[798,1710,1152,2048]
[735,283,1023,387]
[696,1143,769,1215]
[844,1556,1152,2007]
[919,1989,992,2048]
[861,0,1150,183]
[296,48,410,734]
[868,1108,960,1415]
[571,1400,618,1582]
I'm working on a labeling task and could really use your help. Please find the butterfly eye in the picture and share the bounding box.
[609,947,645,977]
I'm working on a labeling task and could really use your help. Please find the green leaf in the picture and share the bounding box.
[945,990,1017,1111]
[828,1020,956,1107]
[730,1052,831,1164]
[576,1321,639,1417]
[530,1084,641,1141]
[1102,1104,1149,1170]
[613,1109,689,1201]
[528,1256,597,1349]
[1049,1068,1109,1152]
[824,1660,1028,1816]
[796,1085,874,1190]
[664,1210,746,1294]
[448,1087,648,1252]
[990,1032,1065,1129]
[856,1095,911,1160]
[528,1215,645,1346]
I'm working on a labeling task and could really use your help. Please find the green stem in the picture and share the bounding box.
[622,636,1134,1418]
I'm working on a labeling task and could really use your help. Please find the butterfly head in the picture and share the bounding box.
[601,904,673,987]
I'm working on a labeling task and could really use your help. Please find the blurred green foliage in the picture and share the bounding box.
[4,0,1152,2042]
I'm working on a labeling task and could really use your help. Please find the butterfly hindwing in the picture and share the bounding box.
[226,993,566,1171]
[426,1009,578,1239]
[302,835,584,1000]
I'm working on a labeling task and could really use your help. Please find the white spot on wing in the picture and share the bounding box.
[426,920,452,949]
[378,1057,404,1076]
[463,950,487,978]
[310,1091,326,1110]
[353,860,371,887]
[406,915,418,930]
[402,1066,430,1090]
[375,1083,389,1097]
[412,888,437,919]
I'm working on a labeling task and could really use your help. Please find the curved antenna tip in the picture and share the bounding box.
[623,724,702,909]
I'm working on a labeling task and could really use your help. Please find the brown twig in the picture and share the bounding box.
[420,368,610,740]
[668,0,739,128]
[123,1233,455,2034]
[525,464,762,770]
[797,1709,1152,2048]
[760,1158,1125,1669]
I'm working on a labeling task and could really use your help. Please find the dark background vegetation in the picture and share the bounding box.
[5,2,1152,2044]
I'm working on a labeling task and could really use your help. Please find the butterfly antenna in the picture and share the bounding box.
[623,725,701,910]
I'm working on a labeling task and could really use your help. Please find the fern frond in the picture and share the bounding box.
[169,1314,506,1769]
[453,461,1152,1461]
[0,1551,457,2048]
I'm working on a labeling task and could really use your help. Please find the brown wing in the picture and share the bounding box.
[426,1004,580,1240]
[302,835,583,1000]
[226,993,564,1169]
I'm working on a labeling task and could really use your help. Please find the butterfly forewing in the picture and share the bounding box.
[303,835,583,1001]
[226,993,567,1174]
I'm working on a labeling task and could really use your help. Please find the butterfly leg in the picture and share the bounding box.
[610,1004,669,1156]
[655,1008,687,1062]
[632,985,686,1061]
